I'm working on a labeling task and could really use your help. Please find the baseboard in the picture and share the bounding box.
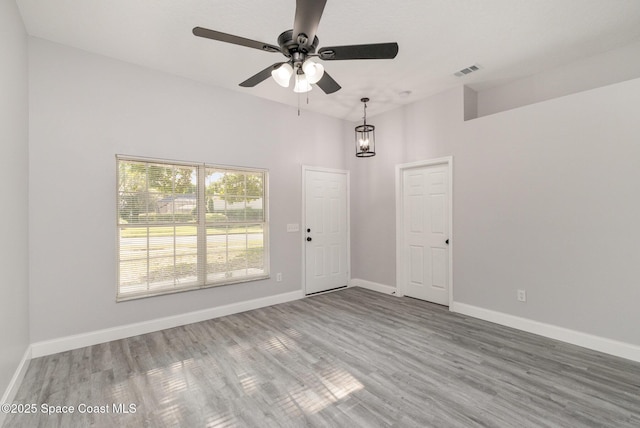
[31,290,304,358]
[350,278,398,296]
[451,302,640,363]
[0,346,32,426]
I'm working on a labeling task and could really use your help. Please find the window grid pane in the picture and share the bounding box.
[205,223,265,283]
[117,157,268,300]
[204,168,264,224]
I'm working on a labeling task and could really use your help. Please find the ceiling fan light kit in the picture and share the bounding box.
[302,60,324,84]
[192,0,398,97]
[355,97,375,158]
[271,63,294,87]
[293,72,312,93]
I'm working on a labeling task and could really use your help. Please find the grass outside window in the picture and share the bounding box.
[117,156,269,300]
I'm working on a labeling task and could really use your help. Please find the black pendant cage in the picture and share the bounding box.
[355,97,375,157]
[355,124,375,157]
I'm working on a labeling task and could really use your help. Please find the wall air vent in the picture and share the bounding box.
[454,64,481,77]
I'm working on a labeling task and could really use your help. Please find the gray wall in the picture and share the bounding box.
[477,40,640,117]
[349,89,462,286]
[10,16,640,376]
[0,0,30,399]
[28,39,348,342]
[349,79,640,345]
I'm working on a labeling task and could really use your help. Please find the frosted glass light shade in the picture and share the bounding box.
[271,63,293,87]
[293,73,312,93]
[302,60,325,84]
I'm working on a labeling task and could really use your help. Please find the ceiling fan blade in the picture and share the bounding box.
[193,27,280,53]
[318,43,399,60]
[239,63,285,87]
[316,71,341,94]
[292,0,327,50]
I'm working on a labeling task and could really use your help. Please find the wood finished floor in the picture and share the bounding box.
[4,287,640,427]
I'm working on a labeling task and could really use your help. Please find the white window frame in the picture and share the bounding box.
[116,155,270,301]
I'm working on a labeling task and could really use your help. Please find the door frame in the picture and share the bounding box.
[395,156,453,305]
[301,165,351,295]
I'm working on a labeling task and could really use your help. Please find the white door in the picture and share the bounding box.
[304,168,349,295]
[400,162,450,305]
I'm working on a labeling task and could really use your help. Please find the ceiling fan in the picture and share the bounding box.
[193,0,399,94]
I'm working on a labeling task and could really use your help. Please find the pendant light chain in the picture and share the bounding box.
[363,100,368,125]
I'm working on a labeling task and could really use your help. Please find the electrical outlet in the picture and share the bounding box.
[517,289,527,302]
[276,273,282,282]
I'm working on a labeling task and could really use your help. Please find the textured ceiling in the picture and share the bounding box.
[16,0,640,120]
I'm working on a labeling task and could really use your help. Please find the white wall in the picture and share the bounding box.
[350,78,640,346]
[28,38,348,343]
[0,0,30,403]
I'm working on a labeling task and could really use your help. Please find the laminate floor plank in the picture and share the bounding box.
[4,287,640,427]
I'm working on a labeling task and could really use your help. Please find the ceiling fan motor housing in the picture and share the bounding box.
[278,30,320,58]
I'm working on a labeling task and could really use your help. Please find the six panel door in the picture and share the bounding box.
[304,169,348,295]
[402,164,450,305]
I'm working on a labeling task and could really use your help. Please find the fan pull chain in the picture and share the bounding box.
[297,90,300,116]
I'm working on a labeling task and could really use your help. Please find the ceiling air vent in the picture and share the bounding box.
[454,64,481,77]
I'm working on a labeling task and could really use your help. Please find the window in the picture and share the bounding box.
[117,155,269,301]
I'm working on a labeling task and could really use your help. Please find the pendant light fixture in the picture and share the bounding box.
[355,98,375,157]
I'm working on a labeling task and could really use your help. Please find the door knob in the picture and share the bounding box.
[307,237,312,242]
[445,239,449,245]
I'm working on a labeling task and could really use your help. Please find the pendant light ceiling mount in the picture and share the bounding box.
[355,97,375,158]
